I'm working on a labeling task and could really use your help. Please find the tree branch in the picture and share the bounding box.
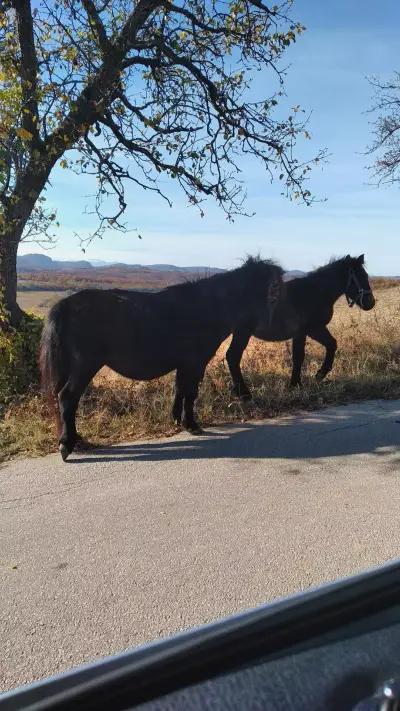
[118,0,164,52]
[367,72,400,186]
[46,0,164,155]
[121,56,160,70]
[13,0,41,144]
[80,0,112,54]
[99,112,214,194]
[247,0,273,13]
[161,45,222,107]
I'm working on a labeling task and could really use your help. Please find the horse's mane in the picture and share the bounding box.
[164,256,282,295]
[314,257,346,273]
[298,255,364,287]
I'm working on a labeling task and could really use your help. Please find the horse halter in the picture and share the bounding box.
[345,268,372,308]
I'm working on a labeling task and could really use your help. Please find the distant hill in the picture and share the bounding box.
[17,253,224,274]
[283,269,306,281]
[88,259,109,267]
[17,253,54,270]
[17,253,225,292]
[17,254,93,271]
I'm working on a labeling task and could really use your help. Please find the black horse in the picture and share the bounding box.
[40,257,282,460]
[226,254,375,398]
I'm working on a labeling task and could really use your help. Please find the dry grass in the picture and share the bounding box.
[17,290,71,316]
[1,286,400,462]
[371,277,400,290]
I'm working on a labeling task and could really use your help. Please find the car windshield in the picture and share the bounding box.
[1,0,399,696]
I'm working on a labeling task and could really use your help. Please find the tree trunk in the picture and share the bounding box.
[0,156,57,328]
[0,235,24,328]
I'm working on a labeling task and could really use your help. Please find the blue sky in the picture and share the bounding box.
[20,0,400,274]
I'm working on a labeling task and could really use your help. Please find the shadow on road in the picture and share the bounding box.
[69,402,400,466]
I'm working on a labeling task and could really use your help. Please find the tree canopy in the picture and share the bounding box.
[367,72,400,187]
[0,0,322,325]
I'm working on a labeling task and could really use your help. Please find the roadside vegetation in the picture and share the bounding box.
[1,283,399,463]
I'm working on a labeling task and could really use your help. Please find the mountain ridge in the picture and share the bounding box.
[17,253,225,274]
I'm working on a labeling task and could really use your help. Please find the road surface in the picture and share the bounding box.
[1,399,399,691]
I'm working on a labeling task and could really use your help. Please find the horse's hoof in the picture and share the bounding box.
[289,381,301,389]
[315,371,325,382]
[59,444,71,462]
[187,425,205,435]
[75,438,96,451]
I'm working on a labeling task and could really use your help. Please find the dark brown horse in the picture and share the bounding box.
[40,257,282,460]
[226,255,375,399]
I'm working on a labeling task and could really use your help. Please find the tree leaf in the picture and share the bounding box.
[15,127,33,141]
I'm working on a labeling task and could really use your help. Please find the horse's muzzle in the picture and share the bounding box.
[361,293,376,311]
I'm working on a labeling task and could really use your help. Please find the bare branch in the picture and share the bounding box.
[366,72,400,186]
[99,112,214,195]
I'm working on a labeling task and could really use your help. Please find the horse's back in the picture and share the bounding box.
[57,288,158,325]
[51,288,162,356]
[52,288,216,380]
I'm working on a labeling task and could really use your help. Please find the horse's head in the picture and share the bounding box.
[344,254,375,311]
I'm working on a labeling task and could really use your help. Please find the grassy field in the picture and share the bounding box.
[17,290,71,316]
[2,284,400,462]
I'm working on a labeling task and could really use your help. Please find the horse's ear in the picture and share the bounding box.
[357,254,365,264]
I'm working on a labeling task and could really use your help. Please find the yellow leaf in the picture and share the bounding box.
[15,127,33,141]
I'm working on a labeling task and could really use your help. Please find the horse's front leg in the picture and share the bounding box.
[226,328,252,400]
[290,333,306,387]
[183,386,203,434]
[307,325,337,381]
[172,377,184,426]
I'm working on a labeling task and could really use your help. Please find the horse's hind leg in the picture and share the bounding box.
[172,373,184,426]
[226,329,252,400]
[175,364,206,435]
[58,368,97,460]
[290,333,306,387]
[308,326,337,381]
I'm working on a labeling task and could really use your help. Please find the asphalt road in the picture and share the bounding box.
[1,399,399,692]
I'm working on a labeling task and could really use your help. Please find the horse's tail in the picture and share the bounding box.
[39,300,69,435]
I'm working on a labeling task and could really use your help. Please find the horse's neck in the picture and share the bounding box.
[312,267,348,305]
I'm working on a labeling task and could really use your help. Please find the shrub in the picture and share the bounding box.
[0,314,43,412]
